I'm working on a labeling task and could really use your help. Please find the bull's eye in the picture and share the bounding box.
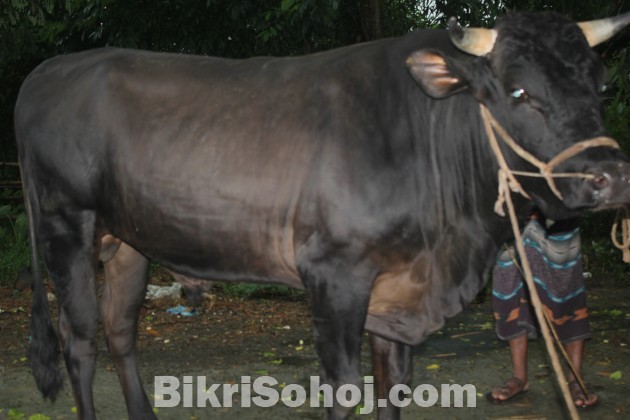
[510,88,528,100]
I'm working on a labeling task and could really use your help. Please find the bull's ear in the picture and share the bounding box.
[406,50,467,98]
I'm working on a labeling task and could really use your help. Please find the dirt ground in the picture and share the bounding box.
[0,271,628,420]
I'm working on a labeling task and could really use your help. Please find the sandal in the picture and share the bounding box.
[568,380,599,410]
[486,377,529,404]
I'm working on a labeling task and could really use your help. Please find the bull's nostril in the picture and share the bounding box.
[592,174,610,190]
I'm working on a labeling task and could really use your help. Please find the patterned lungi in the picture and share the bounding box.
[492,218,590,343]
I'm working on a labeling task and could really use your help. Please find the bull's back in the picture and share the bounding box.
[15,47,386,285]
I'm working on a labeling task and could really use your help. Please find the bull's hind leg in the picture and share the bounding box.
[38,209,100,419]
[300,259,374,419]
[100,237,155,419]
[369,334,412,420]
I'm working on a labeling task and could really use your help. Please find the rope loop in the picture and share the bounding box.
[611,206,630,263]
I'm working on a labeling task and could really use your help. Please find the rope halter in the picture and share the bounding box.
[479,103,620,216]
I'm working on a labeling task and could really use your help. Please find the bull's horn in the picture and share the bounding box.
[578,11,630,47]
[448,17,497,56]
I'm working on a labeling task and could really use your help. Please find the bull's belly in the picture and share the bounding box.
[99,148,308,287]
[100,216,304,289]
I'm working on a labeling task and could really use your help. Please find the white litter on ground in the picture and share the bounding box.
[145,282,182,300]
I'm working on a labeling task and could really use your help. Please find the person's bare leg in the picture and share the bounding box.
[564,340,598,407]
[490,334,529,400]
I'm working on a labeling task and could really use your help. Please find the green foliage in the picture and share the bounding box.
[6,408,25,420]
[604,48,630,154]
[580,211,630,282]
[382,0,442,32]
[0,1,56,161]
[0,0,55,29]
[434,0,507,26]
[259,0,341,52]
[0,204,30,286]
[0,407,50,420]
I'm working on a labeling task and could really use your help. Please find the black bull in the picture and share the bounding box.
[14,11,630,419]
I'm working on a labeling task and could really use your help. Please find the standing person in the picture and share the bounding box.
[487,212,599,409]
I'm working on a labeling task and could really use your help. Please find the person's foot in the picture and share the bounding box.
[568,380,599,410]
[486,377,529,403]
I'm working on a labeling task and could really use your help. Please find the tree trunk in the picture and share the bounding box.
[360,0,383,41]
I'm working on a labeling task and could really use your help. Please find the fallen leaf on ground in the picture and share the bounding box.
[610,370,622,380]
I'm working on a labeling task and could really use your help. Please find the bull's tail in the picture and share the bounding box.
[23,181,64,401]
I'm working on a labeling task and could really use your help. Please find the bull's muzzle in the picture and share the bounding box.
[588,161,630,209]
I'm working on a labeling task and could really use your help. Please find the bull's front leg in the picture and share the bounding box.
[369,333,413,420]
[299,258,375,419]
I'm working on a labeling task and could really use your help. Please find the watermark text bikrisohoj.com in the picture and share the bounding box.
[154,375,477,413]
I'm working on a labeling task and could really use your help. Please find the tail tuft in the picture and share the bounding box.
[28,279,63,401]
[23,185,64,401]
